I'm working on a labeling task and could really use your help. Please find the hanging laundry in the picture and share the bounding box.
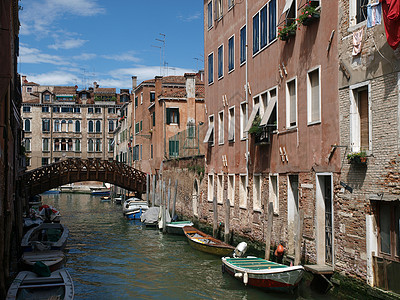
[352,28,364,56]
[367,2,382,28]
[381,0,400,49]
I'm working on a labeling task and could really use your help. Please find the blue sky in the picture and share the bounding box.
[19,0,204,90]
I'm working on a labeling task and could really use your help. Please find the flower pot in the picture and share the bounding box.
[280,30,296,41]
[302,13,320,26]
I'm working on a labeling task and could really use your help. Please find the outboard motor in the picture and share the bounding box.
[233,242,248,258]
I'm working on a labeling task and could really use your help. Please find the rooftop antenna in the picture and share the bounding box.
[155,33,166,76]
[151,44,162,75]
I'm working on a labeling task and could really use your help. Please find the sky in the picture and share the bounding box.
[19,0,204,90]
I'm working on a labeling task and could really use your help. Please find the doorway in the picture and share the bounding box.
[193,179,199,217]
[287,175,299,254]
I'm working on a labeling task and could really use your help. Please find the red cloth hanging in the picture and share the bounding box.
[381,0,400,49]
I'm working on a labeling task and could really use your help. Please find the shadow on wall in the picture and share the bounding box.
[346,164,367,190]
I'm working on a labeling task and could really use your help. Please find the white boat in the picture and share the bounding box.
[6,269,74,300]
[123,197,149,220]
[21,223,69,252]
[22,250,66,272]
[166,221,194,235]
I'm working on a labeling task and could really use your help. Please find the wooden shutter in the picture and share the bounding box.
[176,109,180,125]
[166,108,171,124]
[359,89,369,151]
[310,70,320,123]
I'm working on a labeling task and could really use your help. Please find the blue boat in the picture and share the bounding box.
[123,198,149,220]
[91,187,110,196]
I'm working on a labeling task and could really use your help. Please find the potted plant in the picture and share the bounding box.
[347,151,367,164]
[278,21,298,41]
[248,115,263,135]
[298,1,320,26]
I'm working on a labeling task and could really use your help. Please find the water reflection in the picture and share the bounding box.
[42,193,319,300]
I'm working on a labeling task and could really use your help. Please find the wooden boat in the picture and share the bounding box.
[182,226,235,256]
[221,256,304,292]
[166,221,194,235]
[100,195,111,202]
[21,223,69,252]
[6,269,74,300]
[22,250,66,272]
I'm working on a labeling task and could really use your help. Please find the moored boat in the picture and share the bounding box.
[221,256,304,292]
[166,221,194,235]
[182,226,235,256]
[90,187,110,196]
[21,223,69,252]
[22,250,66,272]
[6,269,74,300]
[140,206,160,227]
[100,195,111,202]
[123,198,149,220]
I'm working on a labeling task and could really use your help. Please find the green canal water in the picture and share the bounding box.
[42,193,329,300]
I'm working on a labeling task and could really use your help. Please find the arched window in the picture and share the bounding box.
[68,120,73,132]
[95,139,101,152]
[75,120,81,133]
[75,139,81,152]
[88,139,94,152]
[108,120,114,132]
[68,139,73,151]
[61,120,67,132]
[95,120,101,132]
[24,119,31,132]
[54,139,60,151]
[61,138,66,151]
[54,120,60,132]
[88,120,94,132]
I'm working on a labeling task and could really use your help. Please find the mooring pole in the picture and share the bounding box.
[172,179,178,219]
[213,196,218,238]
[224,197,230,243]
[152,175,156,207]
[265,202,274,260]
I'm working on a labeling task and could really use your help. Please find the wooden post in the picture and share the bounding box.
[224,197,230,243]
[146,174,150,206]
[152,175,156,207]
[294,209,304,266]
[162,181,167,233]
[265,202,274,260]
[167,179,171,215]
[172,179,178,219]
[213,196,218,238]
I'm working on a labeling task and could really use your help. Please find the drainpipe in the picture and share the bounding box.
[245,0,249,192]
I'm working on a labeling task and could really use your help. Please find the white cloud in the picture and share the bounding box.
[19,46,67,65]
[178,12,201,22]
[73,53,97,61]
[25,71,80,86]
[49,39,88,50]
[101,51,141,63]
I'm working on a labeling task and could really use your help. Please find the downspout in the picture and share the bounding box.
[245,0,249,192]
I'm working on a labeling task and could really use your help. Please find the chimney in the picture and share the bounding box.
[93,82,99,90]
[132,76,137,89]
[184,73,196,99]
[22,75,27,83]
[155,76,163,98]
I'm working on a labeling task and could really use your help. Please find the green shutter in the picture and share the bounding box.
[175,141,179,156]
[176,109,180,125]
[153,112,156,126]
[166,108,171,125]
[169,140,173,157]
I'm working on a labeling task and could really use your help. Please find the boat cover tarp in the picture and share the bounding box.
[141,207,160,223]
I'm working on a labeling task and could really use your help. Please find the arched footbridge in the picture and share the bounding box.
[21,158,147,196]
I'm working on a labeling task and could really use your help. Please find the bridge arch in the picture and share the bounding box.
[21,158,147,197]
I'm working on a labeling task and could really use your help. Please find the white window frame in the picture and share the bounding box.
[208,52,214,85]
[228,34,235,73]
[209,114,215,146]
[228,106,235,142]
[349,0,367,29]
[286,77,297,129]
[207,0,213,29]
[253,174,262,211]
[140,92,143,104]
[216,0,223,20]
[240,101,248,140]
[218,110,224,145]
[307,66,321,125]
[269,174,279,215]
[239,174,247,209]
[42,138,49,152]
[25,138,31,152]
[217,44,224,80]
[75,139,81,152]
[228,0,234,10]
[228,174,235,206]
[240,24,247,66]
[349,81,372,153]
[208,173,214,202]
[217,174,224,204]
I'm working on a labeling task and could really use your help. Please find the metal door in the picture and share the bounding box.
[324,176,333,264]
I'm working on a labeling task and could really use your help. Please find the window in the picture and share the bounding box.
[350,83,370,153]
[108,107,115,114]
[228,36,234,72]
[151,144,153,159]
[108,120,114,132]
[285,0,296,26]
[53,106,60,113]
[140,120,143,132]
[95,107,101,114]
[208,53,214,84]
[61,107,73,113]
[88,107,94,114]
[60,138,66,151]
[169,140,179,158]
[42,119,50,132]
[254,0,277,55]
[135,122,140,134]
[88,120,94,133]
[75,120,81,133]
[26,157,31,167]
[67,139,73,151]
[42,106,49,112]
[166,108,179,125]
[26,87,32,93]
[74,107,80,113]
[24,119,31,132]
[217,174,224,204]
[240,102,247,140]
[140,92,143,104]
[22,106,31,113]
[215,0,223,19]
[239,175,247,208]
[378,202,400,261]
[269,174,279,214]
[42,138,49,152]
[228,106,235,142]
[135,97,138,107]
[150,92,155,102]
[259,87,277,130]
[253,12,260,54]
[286,78,297,128]
[218,45,224,79]
[95,120,101,132]
[218,111,224,144]
[208,1,213,28]
[108,139,114,152]
[349,0,368,26]
[228,0,234,9]
[209,115,215,145]
[240,25,246,64]
[208,174,214,202]
[253,174,261,211]
[140,144,142,160]
[88,139,94,152]
[81,93,87,100]
[307,68,321,124]
[228,174,235,206]
[42,157,49,166]
[75,139,81,152]
[24,138,31,152]
[95,139,101,152]
[152,112,156,127]
[61,120,67,132]
[54,139,60,151]
[44,94,50,102]
[54,120,60,132]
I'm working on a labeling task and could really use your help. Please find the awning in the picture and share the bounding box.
[281,0,294,15]
[260,97,277,126]
[203,123,214,143]
[244,103,260,132]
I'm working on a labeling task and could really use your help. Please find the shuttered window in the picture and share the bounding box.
[166,108,179,125]
[308,69,320,124]
[286,79,297,128]
[359,89,369,151]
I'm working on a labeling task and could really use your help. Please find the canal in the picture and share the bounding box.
[42,193,327,300]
